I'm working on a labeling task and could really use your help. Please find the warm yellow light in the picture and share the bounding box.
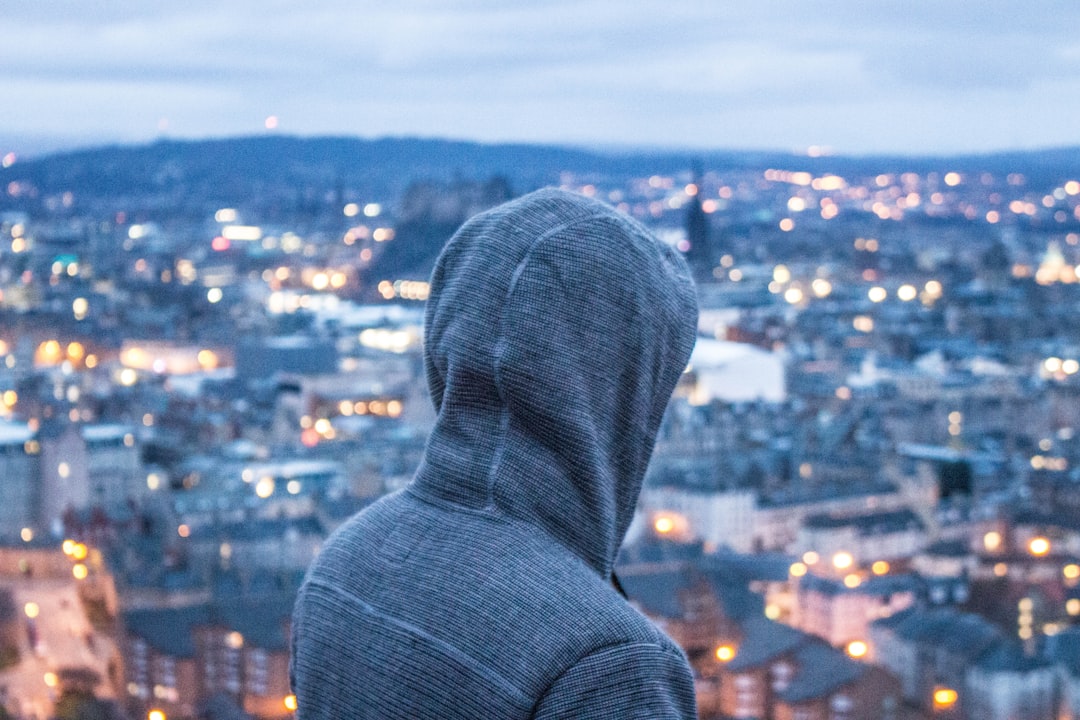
[20,527,33,542]
[871,561,890,575]
[853,315,874,333]
[933,687,958,708]
[832,552,854,570]
[868,286,887,303]
[789,562,807,577]
[811,278,832,298]
[654,516,675,534]
[924,280,943,297]
[73,297,89,320]
[72,563,88,580]
[255,476,275,499]
[62,539,76,555]
[994,562,1008,577]
[715,644,735,662]
[24,602,39,619]
[773,265,791,284]
[944,172,961,187]
[1064,564,1080,580]
[226,631,244,649]
[43,671,59,687]
[846,640,868,658]
[1029,537,1051,556]
[197,350,218,370]
[1068,599,1080,616]
[284,695,298,711]
[148,710,166,720]
[71,543,88,560]
[784,287,804,304]
[764,604,781,620]
[897,284,917,302]
[802,551,819,565]
[984,532,1002,552]
[843,573,861,588]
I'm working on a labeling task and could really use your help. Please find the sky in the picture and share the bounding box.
[3,0,1080,157]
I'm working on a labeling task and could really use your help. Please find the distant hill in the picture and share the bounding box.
[3,135,1078,217]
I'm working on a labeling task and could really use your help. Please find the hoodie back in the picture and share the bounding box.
[291,188,700,719]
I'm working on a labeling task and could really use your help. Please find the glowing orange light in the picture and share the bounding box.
[715,644,735,662]
[1029,537,1051,556]
[846,640,868,658]
[933,687,958,708]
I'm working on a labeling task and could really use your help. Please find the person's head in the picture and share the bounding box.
[417,188,698,575]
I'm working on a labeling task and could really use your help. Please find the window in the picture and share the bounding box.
[771,660,794,692]
[248,649,268,695]
[830,693,853,720]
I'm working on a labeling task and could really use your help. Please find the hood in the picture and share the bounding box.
[410,188,698,577]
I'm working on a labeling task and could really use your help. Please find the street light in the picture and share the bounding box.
[1029,537,1051,556]
[846,640,868,658]
[933,687,958,711]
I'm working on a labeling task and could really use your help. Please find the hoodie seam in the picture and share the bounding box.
[484,213,605,510]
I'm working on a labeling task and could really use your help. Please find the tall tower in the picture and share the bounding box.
[684,167,715,283]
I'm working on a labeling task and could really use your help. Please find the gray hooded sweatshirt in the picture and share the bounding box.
[290,188,700,718]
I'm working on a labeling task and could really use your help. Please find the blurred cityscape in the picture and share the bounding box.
[1,137,1080,719]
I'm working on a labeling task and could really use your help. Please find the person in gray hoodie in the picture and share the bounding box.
[290,187,700,718]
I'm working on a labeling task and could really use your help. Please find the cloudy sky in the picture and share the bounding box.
[3,0,1080,156]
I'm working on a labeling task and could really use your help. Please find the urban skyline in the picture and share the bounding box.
[1,137,1080,718]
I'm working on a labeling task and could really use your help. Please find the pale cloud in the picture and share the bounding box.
[2,0,1080,154]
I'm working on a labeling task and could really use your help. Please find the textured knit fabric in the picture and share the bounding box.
[290,188,700,719]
